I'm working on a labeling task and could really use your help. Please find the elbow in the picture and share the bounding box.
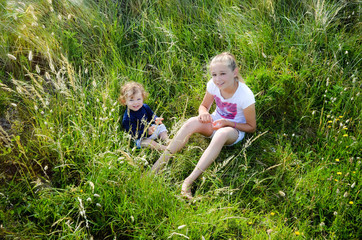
[250,127,256,133]
[249,123,257,133]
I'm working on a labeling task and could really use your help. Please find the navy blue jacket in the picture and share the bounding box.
[122,104,156,139]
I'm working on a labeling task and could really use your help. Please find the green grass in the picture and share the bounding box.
[0,0,361,239]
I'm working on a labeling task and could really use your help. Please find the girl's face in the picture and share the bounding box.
[125,91,144,111]
[210,63,237,90]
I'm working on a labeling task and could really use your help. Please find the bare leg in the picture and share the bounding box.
[140,138,167,151]
[181,127,239,199]
[151,117,213,173]
[158,131,169,144]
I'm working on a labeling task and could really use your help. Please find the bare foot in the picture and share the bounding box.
[181,181,193,200]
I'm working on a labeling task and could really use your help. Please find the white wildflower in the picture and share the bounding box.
[36,65,40,74]
[89,181,95,192]
[94,193,100,198]
[278,191,286,197]
[87,197,92,202]
[343,192,348,198]
[130,216,134,222]
[351,182,355,188]
[28,51,33,61]
[7,54,16,60]
[178,225,186,229]
[96,203,101,208]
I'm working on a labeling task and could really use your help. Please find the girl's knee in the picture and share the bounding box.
[181,117,199,130]
[212,128,237,144]
[213,128,230,138]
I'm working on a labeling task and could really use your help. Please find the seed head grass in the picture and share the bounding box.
[0,0,360,239]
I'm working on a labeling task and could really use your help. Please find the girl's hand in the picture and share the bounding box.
[212,119,231,130]
[148,125,156,135]
[198,113,212,123]
[155,117,164,125]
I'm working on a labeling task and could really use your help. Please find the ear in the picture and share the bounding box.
[119,98,126,105]
[233,68,239,77]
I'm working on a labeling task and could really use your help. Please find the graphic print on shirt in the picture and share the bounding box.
[214,96,237,119]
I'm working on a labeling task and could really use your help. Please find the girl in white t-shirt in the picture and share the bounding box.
[152,52,256,200]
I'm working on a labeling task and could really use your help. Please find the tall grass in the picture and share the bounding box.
[0,0,361,239]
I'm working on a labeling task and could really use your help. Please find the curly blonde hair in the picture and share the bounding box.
[118,81,149,105]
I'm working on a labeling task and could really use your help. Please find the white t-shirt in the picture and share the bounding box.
[207,80,255,124]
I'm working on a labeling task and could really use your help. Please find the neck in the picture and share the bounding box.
[220,80,238,98]
[225,80,238,93]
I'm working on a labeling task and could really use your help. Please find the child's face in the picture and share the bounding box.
[125,91,144,111]
[210,63,237,90]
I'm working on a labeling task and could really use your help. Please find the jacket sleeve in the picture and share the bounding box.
[144,104,157,123]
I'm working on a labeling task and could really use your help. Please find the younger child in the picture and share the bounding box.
[119,81,169,150]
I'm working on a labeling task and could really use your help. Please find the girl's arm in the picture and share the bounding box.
[198,91,214,123]
[213,104,256,133]
[237,103,256,133]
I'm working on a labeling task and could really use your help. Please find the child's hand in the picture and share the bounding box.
[155,117,164,125]
[212,119,229,130]
[148,125,156,135]
[198,113,212,123]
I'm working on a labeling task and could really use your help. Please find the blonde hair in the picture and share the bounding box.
[118,81,148,105]
[209,52,244,83]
